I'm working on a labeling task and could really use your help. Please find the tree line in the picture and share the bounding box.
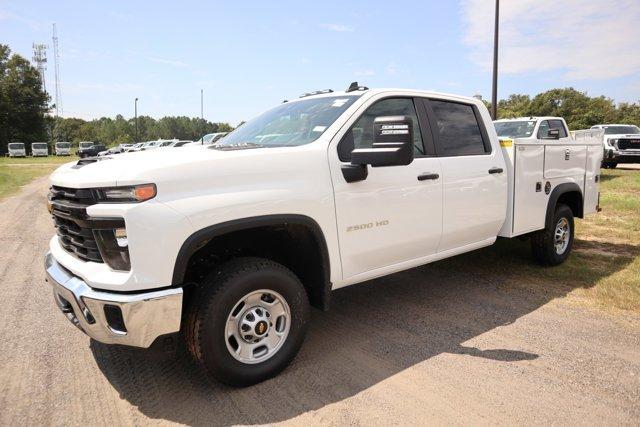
[492,88,640,130]
[55,115,234,147]
[2,42,640,155]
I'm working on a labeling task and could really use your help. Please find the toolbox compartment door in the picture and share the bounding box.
[583,145,601,215]
[544,145,587,179]
[513,144,547,235]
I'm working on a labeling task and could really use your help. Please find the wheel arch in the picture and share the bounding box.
[545,182,583,229]
[172,214,332,310]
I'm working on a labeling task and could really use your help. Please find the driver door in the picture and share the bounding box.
[329,96,443,281]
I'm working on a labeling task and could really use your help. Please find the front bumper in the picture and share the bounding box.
[44,252,183,348]
[604,149,640,163]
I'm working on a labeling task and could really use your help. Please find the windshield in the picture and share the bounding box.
[32,143,47,149]
[494,120,537,138]
[9,143,24,149]
[603,125,640,135]
[56,142,70,148]
[79,142,93,148]
[218,95,360,148]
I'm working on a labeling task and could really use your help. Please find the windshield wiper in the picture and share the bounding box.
[211,142,266,151]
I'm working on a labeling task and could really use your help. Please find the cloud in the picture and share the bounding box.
[145,56,188,68]
[461,0,640,79]
[354,69,375,77]
[320,23,354,33]
[0,9,42,30]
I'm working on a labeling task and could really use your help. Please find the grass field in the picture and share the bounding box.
[0,155,78,200]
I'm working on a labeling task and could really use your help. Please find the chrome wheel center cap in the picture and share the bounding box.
[238,306,271,343]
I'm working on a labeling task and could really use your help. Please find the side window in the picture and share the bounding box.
[338,98,424,161]
[537,121,550,138]
[549,120,568,138]
[429,100,488,156]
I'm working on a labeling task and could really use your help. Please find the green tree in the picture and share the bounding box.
[0,44,50,154]
[497,94,532,119]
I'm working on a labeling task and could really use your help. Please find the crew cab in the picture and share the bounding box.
[55,142,72,156]
[44,85,602,386]
[31,142,49,157]
[8,142,26,157]
[590,124,640,168]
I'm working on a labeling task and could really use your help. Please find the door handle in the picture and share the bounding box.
[488,167,503,174]
[418,173,439,181]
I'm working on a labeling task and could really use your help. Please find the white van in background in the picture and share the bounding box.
[55,142,72,156]
[8,142,26,157]
[31,142,49,157]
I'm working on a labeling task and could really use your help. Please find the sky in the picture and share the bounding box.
[1,0,639,125]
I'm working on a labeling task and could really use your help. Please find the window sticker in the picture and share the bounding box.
[312,125,327,132]
[332,99,349,107]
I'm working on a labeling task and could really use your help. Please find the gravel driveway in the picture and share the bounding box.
[1,177,638,426]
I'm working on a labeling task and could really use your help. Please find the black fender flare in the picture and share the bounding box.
[171,214,331,289]
[544,182,583,229]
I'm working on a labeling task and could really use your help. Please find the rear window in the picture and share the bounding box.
[429,100,489,156]
[537,120,568,139]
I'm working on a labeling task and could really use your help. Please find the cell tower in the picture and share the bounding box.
[52,23,62,116]
[32,43,47,92]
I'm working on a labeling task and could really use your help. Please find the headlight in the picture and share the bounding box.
[98,184,156,202]
[608,138,618,147]
[94,228,130,271]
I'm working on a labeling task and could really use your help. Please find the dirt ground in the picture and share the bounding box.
[0,176,639,426]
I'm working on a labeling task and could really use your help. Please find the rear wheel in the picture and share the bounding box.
[531,204,574,266]
[185,257,309,386]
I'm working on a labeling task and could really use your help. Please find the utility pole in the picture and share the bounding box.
[201,89,204,144]
[134,98,139,143]
[491,0,499,120]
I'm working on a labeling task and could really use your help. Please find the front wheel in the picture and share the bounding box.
[531,204,574,266]
[185,257,309,386]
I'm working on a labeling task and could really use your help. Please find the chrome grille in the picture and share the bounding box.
[49,186,104,263]
[618,139,640,150]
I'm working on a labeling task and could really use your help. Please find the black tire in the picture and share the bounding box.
[531,204,574,266]
[184,257,309,387]
[610,162,618,169]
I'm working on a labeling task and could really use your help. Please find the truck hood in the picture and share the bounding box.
[606,133,640,139]
[49,145,320,189]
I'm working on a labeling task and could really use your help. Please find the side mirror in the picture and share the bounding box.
[545,129,560,140]
[350,116,415,167]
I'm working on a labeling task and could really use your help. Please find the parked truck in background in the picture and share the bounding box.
[8,142,26,157]
[77,141,96,158]
[589,124,640,168]
[31,142,49,157]
[44,85,602,387]
[55,142,72,156]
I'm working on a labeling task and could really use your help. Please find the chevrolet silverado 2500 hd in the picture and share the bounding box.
[590,124,640,168]
[45,85,602,386]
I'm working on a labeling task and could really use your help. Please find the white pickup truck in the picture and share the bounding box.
[589,124,640,168]
[45,85,602,386]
